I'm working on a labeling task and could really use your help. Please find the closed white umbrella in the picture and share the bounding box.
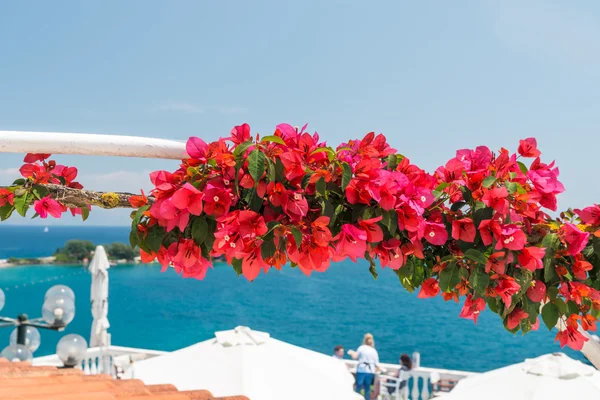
[133,326,362,400]
[89,246,110,348]
[444,353,600,400]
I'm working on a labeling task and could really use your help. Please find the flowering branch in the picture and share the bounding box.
[2,124,600,352]
[0,184,151,209]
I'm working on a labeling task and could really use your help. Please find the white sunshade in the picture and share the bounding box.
[89,246,110,348]
[133,326,362,400]
[444,352,600,400]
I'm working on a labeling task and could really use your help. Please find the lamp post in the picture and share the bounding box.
[0,285,83,365]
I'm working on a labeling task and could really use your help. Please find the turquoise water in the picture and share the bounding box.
[0,226,587,372]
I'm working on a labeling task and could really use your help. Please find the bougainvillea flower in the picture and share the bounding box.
[424,222,448,246]
[526,280,546,303]
[279,152,305,182]
[494,278,521,308]
[572,256,593,280]
[517,246,546,272]
[560,282,591,305]
[481,187,509,215]
[23,153,51,163]
[374,239,404,270]
[485,252,509,274]
[451,218,476,243]
[230,123,251,145]
[128,190,148,208]
[238,210,268,239]
[203,184,232,217]
[150,170,177,192]
[171,183,204,215]
[575,204,600,226]
[582,314,597,332]
[518,138,541,158]
[555,326,588,351]
[459,295,486,324]
[34,196,63,218]
[496,224,527,251]
[418,278,440,298]
[240,245,269,281]
[560,223,590,256]
[0,189,14,207]
[478,219,501,246]
[282,192,308,221]
[333,224,367,262]
[186,137,209,162]
[507,307,529,330]
[358,217,384,243]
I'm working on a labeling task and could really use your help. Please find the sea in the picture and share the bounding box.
[0,225,587,372]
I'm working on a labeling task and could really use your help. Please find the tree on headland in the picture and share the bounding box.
[105,242,136,261]
[54,239,95,263]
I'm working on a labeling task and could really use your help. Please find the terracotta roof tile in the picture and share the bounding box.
[0,358,249,400]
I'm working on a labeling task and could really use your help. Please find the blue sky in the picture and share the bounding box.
[1,0,599,226]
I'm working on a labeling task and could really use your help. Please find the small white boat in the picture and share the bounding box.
[43,227,49,233]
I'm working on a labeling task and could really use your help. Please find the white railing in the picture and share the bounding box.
[344,360,477,400]
[33,345,167,378]
[0,131,187,160]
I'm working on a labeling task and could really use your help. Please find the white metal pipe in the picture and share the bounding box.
[0,131,188,160]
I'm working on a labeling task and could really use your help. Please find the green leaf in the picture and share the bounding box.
[311,147,335,161]
[129,230,139,248]
[13,194,32,217]
[316,177,326,197]
[541,233,560,251]
[541,302,559,331]
[461,187,473,203]
[320,198,333,218]
[191,217,208,246]
[482,175,496,188]
[439,263,460,292]
[566,301,580,317]
[471,266,490,295]
[547,286,559,301]
[145,226,164,252]
[290,227,303,247]
[505,182,519,195]
[386,154,398,171]
[275,158,285,182]
[233,140,253,158]
[248,149,266,184]
[555,298,567,315]
[365,252,378,280]
[261,240,277,259]
[451,202,466,212]
[517,161,528,175]
[487,297,499,314]
[0,205,15,221]
[232,258,243,276]
[266,158,276,182]
[464,249,487,265]
[12,178,25,185]
[81,206,90,222]
[32,185,49,200]
[260,135,286,145]
[381,209,398,236]
[341,162,352,192]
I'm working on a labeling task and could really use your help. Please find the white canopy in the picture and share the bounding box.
[133,326,362,400]
[89,246,110,348]
[444,353,600,400]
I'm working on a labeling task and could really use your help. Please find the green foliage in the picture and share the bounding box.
[105,242,136,261]
[54,239,95,262]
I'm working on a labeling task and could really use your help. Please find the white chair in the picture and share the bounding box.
[378,369,409,400]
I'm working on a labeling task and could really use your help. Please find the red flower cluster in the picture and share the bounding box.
[3,125,600,352]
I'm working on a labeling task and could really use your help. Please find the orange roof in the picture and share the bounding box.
[0,358,249,400]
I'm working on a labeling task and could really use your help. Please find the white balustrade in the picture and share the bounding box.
[33,345,167,378]
[344,360,477,399]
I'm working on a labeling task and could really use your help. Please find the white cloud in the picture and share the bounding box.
[152,101,249,115]
[489,0,600,70]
